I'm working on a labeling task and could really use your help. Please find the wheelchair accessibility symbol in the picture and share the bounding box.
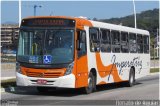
[43,55,52,64]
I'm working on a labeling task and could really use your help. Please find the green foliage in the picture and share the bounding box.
[150,68,160,73]
[99,8,159,37]
[98,8,159,57]
[1,56,16,62]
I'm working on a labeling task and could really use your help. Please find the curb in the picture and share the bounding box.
[1,88,5,93]
[1,77,16,81]
[1,77,16,85]
[150,72,160,75]
[1,86,17,93]
[1,77,16,93]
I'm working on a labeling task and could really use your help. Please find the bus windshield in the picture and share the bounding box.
[17,29,74,64]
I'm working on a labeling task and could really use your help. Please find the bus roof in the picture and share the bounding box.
[22,16,149,35]
[90,20,150,35]
[22,16,75,20]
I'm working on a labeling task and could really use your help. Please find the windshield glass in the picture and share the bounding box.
[17,29,74,64]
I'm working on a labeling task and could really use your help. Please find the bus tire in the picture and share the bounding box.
[37,87,49,93]
[84,72,96,94]
[127,68,135,87]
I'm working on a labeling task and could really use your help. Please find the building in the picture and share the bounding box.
[1,24,19,52]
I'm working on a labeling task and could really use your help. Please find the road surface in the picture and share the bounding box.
[1,74,159,105]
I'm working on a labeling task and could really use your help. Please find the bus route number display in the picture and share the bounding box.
[21,18,75,27]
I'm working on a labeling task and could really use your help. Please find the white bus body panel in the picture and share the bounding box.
[85,21,150,84]
[16,72,75,88]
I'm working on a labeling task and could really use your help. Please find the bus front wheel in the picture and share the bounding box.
[84,72,96,94]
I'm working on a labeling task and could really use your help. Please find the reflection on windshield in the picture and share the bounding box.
[17,29,74,64]
[45,30,73,53]
[32,31,43,55]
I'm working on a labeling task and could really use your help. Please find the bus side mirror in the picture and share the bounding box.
[77,30,82,51]
[77,39,81,50]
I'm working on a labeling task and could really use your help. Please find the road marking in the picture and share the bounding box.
[47,100,66,105]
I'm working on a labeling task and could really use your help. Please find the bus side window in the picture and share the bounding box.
[111,30,120,53]
[100,29,111,52]
[121,32,129,53]
[129,33,137,53]
[89,28,100,52]
[137,34,143,53]
[143,36,149,53]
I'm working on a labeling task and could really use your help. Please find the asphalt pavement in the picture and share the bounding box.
[1,74,159,106]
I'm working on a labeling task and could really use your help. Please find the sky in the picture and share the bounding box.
[1,0,159,24]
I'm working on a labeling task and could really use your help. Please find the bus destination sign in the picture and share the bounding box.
[21,18,75,27]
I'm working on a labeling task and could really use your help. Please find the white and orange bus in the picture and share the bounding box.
[16,16,150,93]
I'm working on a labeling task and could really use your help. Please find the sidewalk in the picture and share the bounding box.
[1,69,16,81]
[1,63,16,81]
[1,69,16,78]
[0,62,159,81]
[150,72,160,75]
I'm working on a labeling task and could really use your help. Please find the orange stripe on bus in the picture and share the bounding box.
[75,55,89,88]
[21,66,66,78]
[95,53,122,82]
[98,81,107,85]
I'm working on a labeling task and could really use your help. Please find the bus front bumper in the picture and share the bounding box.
[16,72,75,88]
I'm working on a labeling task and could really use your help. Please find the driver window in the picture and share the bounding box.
[77,30,87,58]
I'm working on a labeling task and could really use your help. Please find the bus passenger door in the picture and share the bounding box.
[76,30,88,88]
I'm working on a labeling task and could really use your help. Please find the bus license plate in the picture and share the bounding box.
[37,79,47,84]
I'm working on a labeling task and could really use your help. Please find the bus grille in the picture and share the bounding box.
[26,71,62,78]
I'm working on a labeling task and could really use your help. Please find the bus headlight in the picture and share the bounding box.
[16,62,22,74]
[65,62,74,75]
